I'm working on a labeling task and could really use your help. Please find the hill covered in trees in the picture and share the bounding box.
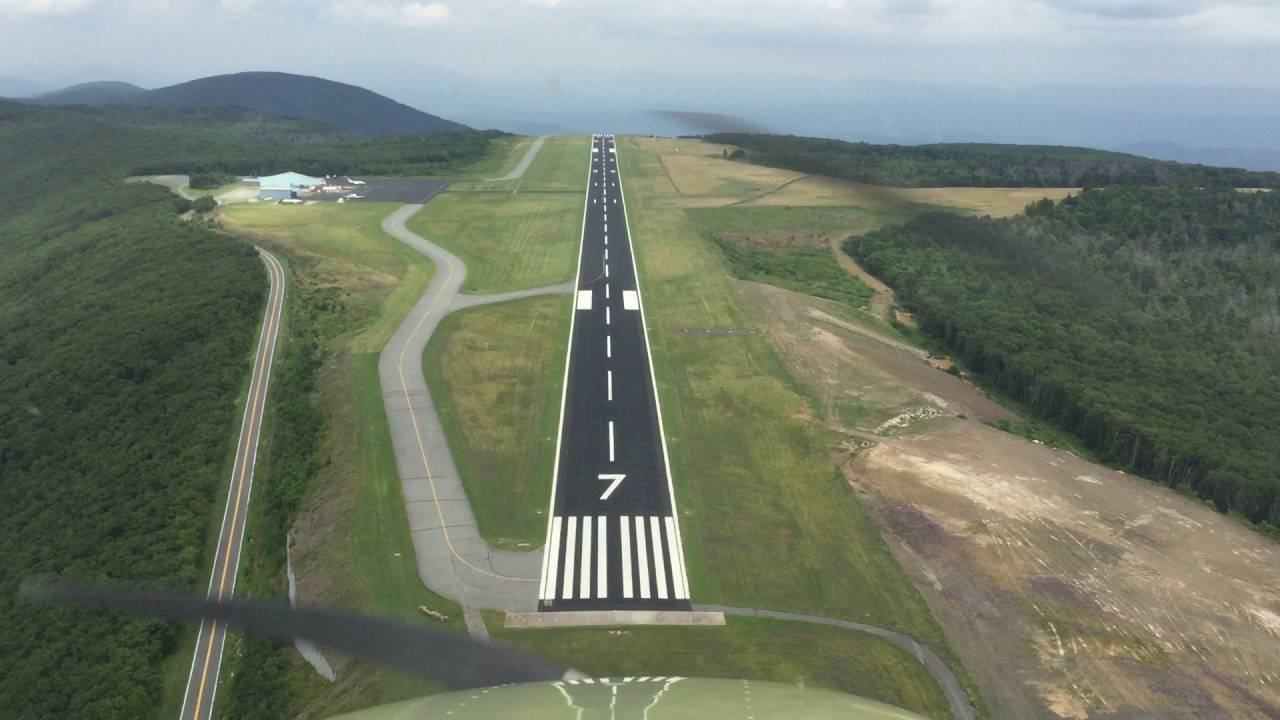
[0,103,267,717]
[0,100,500,717]
[26,80,146,105]
[848,188,1280,532]
[707,133,1280,188]
[120,71,468,136]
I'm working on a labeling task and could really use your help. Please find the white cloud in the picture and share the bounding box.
[328,0,450,27]
[0,0,93,14]
[523,0,562,7]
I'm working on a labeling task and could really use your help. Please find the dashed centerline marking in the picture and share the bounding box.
[607,370,613,401]
[608,420,616,462]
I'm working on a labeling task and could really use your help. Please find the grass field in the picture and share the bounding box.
[405,136,983,712]
[220,201,469,716]
[493,616,954,719]
[222,202,433,352]
[423,295,571,549]
[407,192,582,293]
[451,135,591,192]
[452,135,537,180]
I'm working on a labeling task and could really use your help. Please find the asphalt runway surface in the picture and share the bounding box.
[538,134,692,611]
[309,178,450,204]
[179,248,285,720]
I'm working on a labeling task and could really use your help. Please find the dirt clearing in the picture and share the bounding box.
[743,280,1280,719]
[855,423,1280,719]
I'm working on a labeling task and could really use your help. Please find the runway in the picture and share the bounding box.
[538,135,691,611]
[178,248,286,720]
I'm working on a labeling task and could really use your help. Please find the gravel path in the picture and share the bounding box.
[695,604,978,720]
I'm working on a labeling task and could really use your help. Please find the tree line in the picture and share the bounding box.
[705,133,1280,189]
[0,98,503,717]
[847,187,1280,531]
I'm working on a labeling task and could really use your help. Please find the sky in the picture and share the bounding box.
[1,0,1279,137]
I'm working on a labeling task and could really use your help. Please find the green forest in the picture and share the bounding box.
[848,187,1280,531]
[0,100,498,718]
[706,133,1280,189]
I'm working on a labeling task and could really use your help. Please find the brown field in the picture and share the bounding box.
[743,175,1078,217]
[892,186,1079,217]
[740,280,1280,720]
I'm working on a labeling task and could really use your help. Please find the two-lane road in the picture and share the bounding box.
[538,134,691,611]
[179,248,286,720]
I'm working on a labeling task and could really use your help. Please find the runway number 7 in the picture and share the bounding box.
[598,474,626,501]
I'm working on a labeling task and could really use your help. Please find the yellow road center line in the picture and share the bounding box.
[190,252,283,719]
[393,224,535,582]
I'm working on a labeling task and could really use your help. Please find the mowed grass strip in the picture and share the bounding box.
[494,617,953,720]
[424,295,571,548]
[452,135,536,180]
[615,136,963,664]
[222,202,433,353]
[222,200,468,715]
[408,192,582,293]
[452,135,591,193]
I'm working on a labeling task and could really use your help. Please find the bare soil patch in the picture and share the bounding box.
[743,280,1280,718]
[853,423,1280,719]
[739,281,1015,434]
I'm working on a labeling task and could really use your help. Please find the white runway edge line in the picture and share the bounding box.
[614,136,691,600]
[538,136,596,603]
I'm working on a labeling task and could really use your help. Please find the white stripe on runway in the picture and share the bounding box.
[561,516,578,600]
[605,264,609,278]
[579,515,593,599]
[606,336,611,358]
[608,421,615,462]
[620,516,633,598]
[634,516,651,599]
[650,516,669,600]
[607,370,613,401]
[605,248,609,261]
[622,290,639,311]
[665,516,689,600]
[604,223,608,232]
[606,306,611,325]
[605,284,610,299]
[541,516,563,600]
[576,289,593,311]
[596,516,608,599]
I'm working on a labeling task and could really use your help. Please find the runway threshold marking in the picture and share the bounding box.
[538,134,691,609]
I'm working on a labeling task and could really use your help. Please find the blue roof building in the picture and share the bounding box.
[256,172,323,201]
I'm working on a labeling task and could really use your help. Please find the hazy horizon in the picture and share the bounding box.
[4,0,1280,163]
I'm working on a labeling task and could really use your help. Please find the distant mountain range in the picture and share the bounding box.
[12,72,467,135]
[32,81,146,106]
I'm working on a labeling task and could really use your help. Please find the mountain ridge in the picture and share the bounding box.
[23,71,467,135]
